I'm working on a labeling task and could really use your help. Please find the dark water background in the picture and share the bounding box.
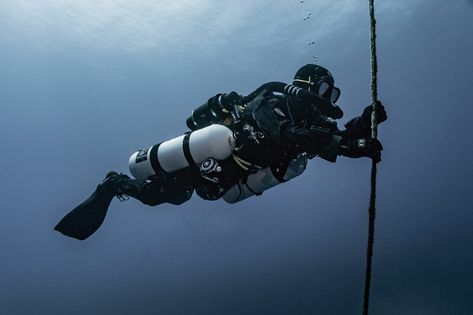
[1,1,472,314]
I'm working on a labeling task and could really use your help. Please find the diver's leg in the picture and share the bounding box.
[55,170,195,240]
[122,169,195,206]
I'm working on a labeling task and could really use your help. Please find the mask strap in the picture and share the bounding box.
[293,76,315,91]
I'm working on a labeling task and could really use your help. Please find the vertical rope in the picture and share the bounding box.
[362,0,379,314]
[369,0,379,140]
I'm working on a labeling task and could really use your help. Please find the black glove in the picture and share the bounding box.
[360,100,387,128]
[219,91,243,110]
[339,138,384,163]
[344,100,387,137]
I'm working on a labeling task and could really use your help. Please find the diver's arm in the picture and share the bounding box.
[280,120,341,163]
[280,118,384,163]
[336,101,387,162]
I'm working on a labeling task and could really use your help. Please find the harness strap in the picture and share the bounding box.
[182,132,199,173]
[150,143,167,175]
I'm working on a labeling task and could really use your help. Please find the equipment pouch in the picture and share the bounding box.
[243,89,281,141]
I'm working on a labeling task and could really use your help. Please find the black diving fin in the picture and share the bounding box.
[54,172,121,240]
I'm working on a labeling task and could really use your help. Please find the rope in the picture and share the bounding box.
[362,0,379,314]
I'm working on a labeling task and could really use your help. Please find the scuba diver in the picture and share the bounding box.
[55,64,387,240]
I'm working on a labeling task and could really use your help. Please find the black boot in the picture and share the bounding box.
[54,172,133,240]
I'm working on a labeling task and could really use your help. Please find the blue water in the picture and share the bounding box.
[1,1,473,314]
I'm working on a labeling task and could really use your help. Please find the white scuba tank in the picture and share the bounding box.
[128,124,236,180]
[222,154,308,203]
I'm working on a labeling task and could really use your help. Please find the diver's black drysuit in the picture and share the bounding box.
[116,83,385,206]
[55,65,387,240]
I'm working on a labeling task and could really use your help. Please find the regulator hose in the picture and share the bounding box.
[243,81,343,119]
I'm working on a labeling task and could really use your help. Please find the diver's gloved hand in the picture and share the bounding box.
[339,138,384,163]
[360,100,387,128]
[219,91,243,110]
[344,100,387,137]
